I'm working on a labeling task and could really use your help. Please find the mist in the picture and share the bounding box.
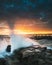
[0,34,40,58]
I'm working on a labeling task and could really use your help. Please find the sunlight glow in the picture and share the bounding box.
[14,30,52,34]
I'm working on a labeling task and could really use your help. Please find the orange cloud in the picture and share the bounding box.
[0,19,52,35]
[14,18,52,34]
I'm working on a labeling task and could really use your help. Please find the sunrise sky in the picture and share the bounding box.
[0,0,52,35]
[0,18,52,35]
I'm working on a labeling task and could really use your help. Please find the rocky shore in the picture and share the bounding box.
[0,46,52,65]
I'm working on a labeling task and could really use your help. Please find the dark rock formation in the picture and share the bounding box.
[0,58,7,65]
[6,45,11,52]
[0,46,52,65]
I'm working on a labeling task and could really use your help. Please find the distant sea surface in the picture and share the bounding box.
[37,39,52,49]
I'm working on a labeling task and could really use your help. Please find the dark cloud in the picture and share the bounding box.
[0,0,52,29]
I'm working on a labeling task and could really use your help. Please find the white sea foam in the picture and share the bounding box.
[10,34,40,53]
[0,34,40,58]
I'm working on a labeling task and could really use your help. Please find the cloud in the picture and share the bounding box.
[0,0,52,31]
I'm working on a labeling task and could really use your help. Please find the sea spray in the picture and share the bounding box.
[0,34,40,58]
[10,34,33,53]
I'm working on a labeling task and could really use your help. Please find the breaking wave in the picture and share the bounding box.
[0,34,40,58]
